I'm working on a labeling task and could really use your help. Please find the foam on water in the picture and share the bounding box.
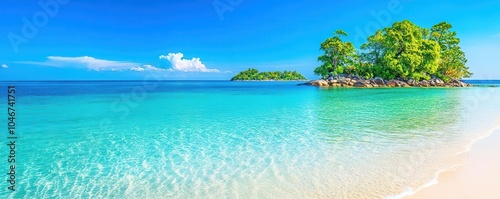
[1,81,499,198]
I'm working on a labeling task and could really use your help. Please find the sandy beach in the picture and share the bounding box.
[406,128,500,199]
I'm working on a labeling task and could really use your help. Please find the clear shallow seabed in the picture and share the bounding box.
[1,80,499,198]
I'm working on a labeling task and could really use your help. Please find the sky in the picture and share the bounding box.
[1,0,499,80]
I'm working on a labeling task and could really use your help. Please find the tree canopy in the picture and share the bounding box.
[314,30,356,77]
[315,20,472,82]
[231,68,307,81]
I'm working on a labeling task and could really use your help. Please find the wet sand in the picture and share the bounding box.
[406,129,500,199]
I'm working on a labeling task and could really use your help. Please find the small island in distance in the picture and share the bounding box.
[231,68,307,81]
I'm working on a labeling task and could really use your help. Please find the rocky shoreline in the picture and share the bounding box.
[302,75,472,88]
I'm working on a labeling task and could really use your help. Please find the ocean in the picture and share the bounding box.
[1,80,499,198]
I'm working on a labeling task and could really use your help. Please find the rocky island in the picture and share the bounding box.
[303,75,471,87]
[231,68,307,81]
[306,20,473,88]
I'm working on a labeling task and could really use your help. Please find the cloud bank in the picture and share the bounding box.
[46,56,140,71]
[1,64,8,69]
[17,56,164,72]
[159,53,220,72]
[16,53,222,73]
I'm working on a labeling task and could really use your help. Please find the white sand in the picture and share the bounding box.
[406,129,500,199]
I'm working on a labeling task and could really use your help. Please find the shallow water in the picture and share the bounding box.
[1,81,499,198]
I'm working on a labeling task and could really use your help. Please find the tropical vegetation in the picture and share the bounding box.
[314,20,472,82]
[231,68,307,81]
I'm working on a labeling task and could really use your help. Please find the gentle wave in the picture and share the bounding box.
[386,125,500,199]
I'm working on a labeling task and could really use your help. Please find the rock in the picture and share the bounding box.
[450,79,467,87]
[351,75,361,81]
[354,81,373,88]
[354,82,367,87]
[374,77,385,85]
[430,80,436,86]
[429,77,445,87]
[387,80,397,87]
[420,80,430,87]
[435,78,445,86]
[407,79,416,86]
[310,80,329,87]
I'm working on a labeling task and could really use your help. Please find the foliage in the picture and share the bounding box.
[231,68,307,81]
[314,30,356,78]
[316,20,472,81]
[429,22,472,81]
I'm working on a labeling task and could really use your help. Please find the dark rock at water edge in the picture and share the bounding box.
[302,76,472,88]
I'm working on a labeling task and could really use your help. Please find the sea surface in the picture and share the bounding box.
[1,80,499,198]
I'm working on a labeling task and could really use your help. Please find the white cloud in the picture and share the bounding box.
[159,53,220,73]
[16,54,222,73]
[46,56,139,71]
[130,65,168,72]
[1,64,7,69]
[17,56,166,72]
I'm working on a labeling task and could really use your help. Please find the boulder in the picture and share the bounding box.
[374,77,385,85]
[435,78,445,86]
[429,77,445,87]
[420,80,430,87]
[354,82,367,87]
[310,80,329,87]
[351,75,361,81]
[354,81,373,88]
[328,79,338,85]
[407,79,416,86]
[387,80,397,87]
[450,79,467,87]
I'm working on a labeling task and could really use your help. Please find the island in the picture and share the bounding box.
[305,20,472,87]
[231,68,307,81]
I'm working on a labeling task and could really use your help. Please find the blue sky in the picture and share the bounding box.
[1,0,499,80]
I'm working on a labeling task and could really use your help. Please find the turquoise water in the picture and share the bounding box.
[1,81,500,198]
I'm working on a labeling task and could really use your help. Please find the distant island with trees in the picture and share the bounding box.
[231,68,307,81]
[306,20,473,87]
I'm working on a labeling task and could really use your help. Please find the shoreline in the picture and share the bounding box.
[231,80,308,82]
[303,76,472,88]
[388,125,500,199]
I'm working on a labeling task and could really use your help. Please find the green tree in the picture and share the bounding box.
[315,30,356,78]
[361,20,441,81]
[231,68,307,81]
[315,20,472,82]
[429,22,472,81]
